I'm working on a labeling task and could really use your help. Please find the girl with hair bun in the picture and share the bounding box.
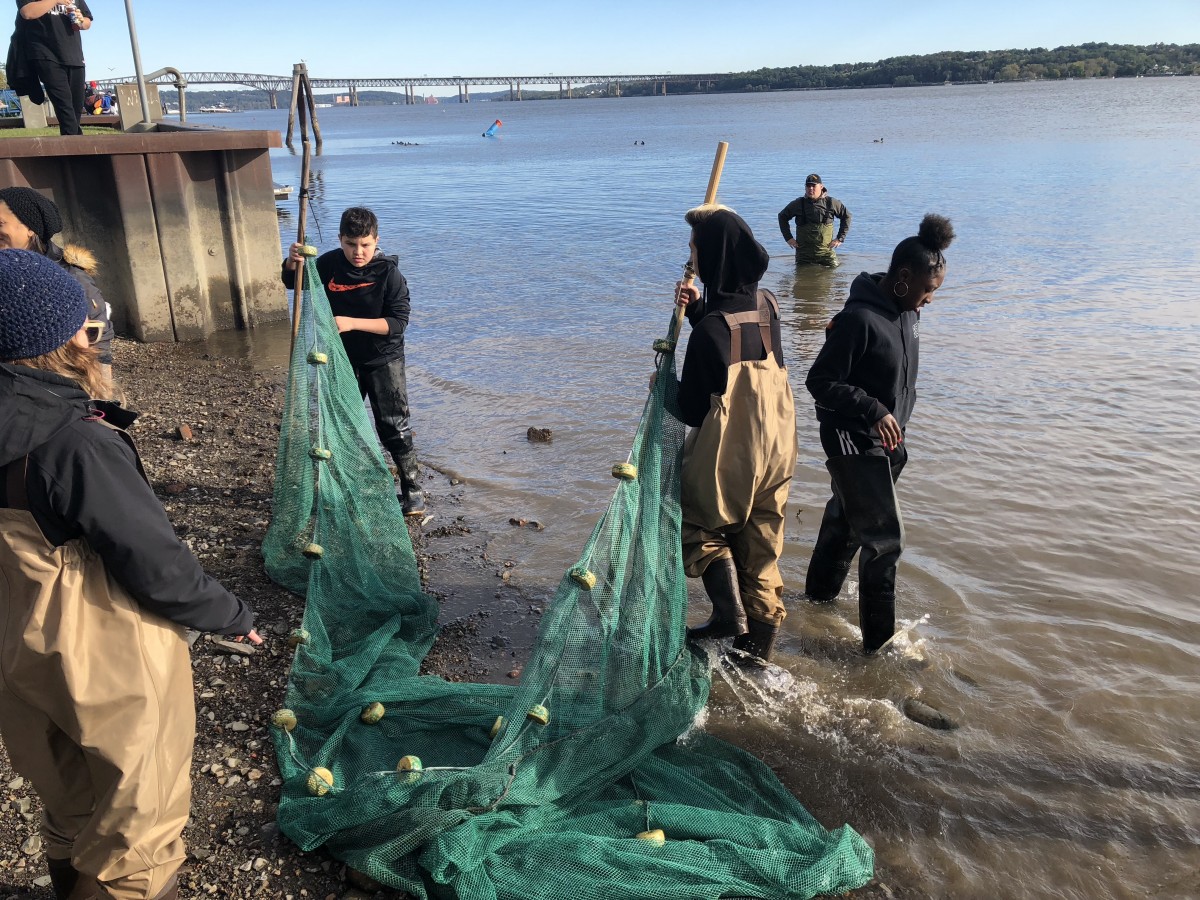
[803,214,955,655]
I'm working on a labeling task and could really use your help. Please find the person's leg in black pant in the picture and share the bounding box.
[33,59,83,135]
[360,356,425,517]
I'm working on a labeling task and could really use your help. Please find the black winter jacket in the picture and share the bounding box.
[282,249,409,369]
[805,272,920,436]
[0,364,254,635]
[676,288,786,428]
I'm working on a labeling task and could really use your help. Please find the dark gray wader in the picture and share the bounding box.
[794,222,839,268]
[805,427,906,653]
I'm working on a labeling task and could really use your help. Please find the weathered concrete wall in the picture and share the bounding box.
[0,126,287,341]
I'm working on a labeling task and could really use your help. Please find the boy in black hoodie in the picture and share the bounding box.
[803,214,954,654]
[282,207,425,516]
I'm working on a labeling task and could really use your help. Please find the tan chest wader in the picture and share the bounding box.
[794,221,839,268]
[0,436,193,900]
[680,290,798,628]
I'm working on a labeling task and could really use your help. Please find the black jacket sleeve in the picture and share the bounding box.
[676,319,727,428]
[805,312,889,427]
[777,199,803,241]
[831,199,852,243]
[381,266,410,336]
[38,426,254,635]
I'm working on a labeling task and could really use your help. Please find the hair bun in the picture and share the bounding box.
[917,214,955,253]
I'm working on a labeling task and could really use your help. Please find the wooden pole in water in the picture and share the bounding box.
[300,65,323,150]
[289,72,314,354]
[670,141,729,344]
[285,64,301,147]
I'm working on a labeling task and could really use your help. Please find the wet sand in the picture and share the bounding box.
[0,339,905,899]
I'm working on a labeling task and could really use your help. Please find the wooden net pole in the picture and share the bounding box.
[670,141,729,344]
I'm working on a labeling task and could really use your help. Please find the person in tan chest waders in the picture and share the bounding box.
[0,250,262,900]
[673,205,798,664]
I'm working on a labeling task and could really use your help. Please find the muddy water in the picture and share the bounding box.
[206,77,1200,898]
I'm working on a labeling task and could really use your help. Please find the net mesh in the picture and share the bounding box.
[263,257,874,899]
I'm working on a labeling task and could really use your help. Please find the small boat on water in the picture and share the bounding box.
[198,103,236,113]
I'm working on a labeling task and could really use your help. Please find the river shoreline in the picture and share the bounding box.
[0,339,904,899]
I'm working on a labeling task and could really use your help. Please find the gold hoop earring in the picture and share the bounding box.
[893,282,909,299]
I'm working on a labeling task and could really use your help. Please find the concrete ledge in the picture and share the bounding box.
[0,126,288,341]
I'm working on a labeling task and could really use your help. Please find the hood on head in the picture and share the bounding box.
[692,209,769,306]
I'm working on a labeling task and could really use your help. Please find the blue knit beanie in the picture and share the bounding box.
[0,249,88,361]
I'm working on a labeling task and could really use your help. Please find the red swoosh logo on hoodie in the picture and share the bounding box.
[327,279,375,292]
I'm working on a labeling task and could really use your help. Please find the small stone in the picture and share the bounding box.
[176,424,194,441]
[225,775,242,787]
[33,875,54,888]
[8,776,25,790]
[228,721,250,732]
[21,834,42,855]
[253,858,268,871]
[239,860,254,872]
[507,669,521,679]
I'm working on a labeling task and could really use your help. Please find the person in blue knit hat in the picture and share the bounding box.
[0,249,261,900]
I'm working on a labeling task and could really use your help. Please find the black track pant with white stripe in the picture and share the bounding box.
[805,424,906,607]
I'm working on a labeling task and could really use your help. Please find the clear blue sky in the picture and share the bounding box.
[85,0,1200,81]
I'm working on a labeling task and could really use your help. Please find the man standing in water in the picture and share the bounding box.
[803,214,954,655]
[778,174,851,268]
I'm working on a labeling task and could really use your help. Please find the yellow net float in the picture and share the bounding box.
[611,462,638,481]
[489,716,505,739]
[309,447,332,461]
[299,244,319,257]
[636,829,666,845]
[360,702,385,724]
[569,567,596,590]
[301,543,324,560]
[306,766,334,796]
[396,755,423,782]
[271,709,297,732]
[652,338,676,353]
[287,628,310,649]
[306,350,328,365]
[526,704,550,726]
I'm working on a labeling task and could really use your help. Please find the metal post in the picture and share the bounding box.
[122,0,154,129]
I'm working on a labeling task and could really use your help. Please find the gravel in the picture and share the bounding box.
[0,339,904,900]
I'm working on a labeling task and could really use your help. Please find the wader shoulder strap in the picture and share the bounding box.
[1,456,30,510]
[722,290,780,365]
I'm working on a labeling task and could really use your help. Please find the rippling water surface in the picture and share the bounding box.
[212,78,1199,898]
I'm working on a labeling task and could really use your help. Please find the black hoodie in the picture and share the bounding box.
[675,210,785,427]
[0,364,254,635]
[805,271,920,436]
[282,248,409,369]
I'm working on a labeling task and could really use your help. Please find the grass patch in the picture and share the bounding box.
[0,126,115,138]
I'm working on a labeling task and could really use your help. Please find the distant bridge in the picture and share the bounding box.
[98,72,728,107]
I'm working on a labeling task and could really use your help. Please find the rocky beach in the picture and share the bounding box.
[0,338,901,900]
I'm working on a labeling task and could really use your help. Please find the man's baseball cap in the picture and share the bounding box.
[805,173,822,186]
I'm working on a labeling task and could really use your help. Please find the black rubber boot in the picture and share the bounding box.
[825,455,905,655]
[395,450,426,518]
[48,858,79,900]
[732,617,779,666]
[804,494,859,604]
[687,557,748,641]
[861,593,897,656]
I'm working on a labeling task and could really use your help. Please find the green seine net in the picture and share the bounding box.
[263,256,874,899]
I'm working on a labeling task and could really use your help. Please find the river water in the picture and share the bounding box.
[210,78,1199,898]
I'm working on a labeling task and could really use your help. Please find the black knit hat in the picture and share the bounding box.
[0,186,64,246]
[0,249,88,361]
